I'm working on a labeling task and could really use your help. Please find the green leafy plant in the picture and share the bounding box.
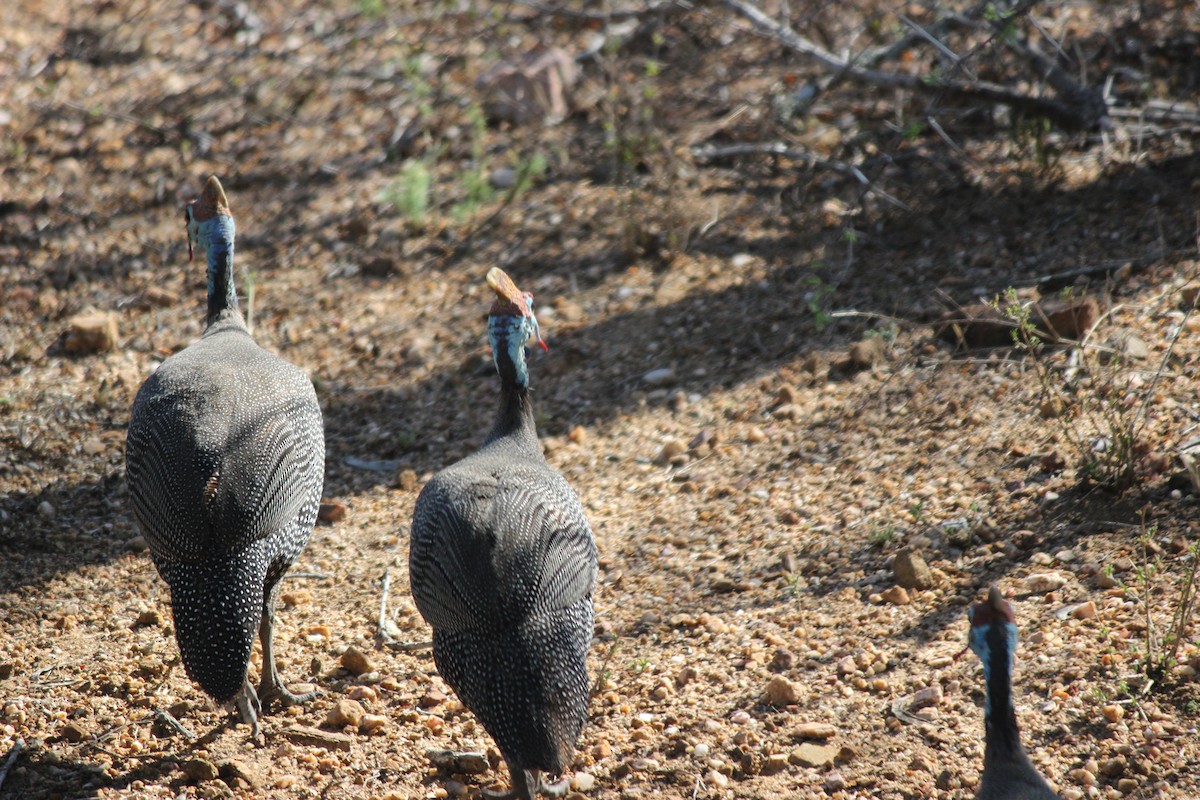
[992,286,1153,490]
[379,160,433,226]
[869,524,897,548]
[450,106,496,223]
[803,272,834,331]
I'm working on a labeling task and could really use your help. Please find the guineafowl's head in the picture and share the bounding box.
[486,267,547,388]
[185,175,235,262]
[185,176,239,324]
[968,585,1019,682]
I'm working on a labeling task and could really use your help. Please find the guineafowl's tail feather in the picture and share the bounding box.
[432,598,592,776]
[156,543,269,702]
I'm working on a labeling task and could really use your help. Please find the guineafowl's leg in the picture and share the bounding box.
[483,765,537,800]
[236,677,263,737]
[538,774,570,797]
[256,580,318,711]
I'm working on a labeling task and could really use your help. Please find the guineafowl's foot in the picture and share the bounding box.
[483,767,534,800]
[256,599,319,714]
[538,775,570,797]
[482,769,567,800]
[235,679,263,738]
[257,678,319,711]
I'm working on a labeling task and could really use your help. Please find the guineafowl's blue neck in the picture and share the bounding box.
[204,216,238,327]
[980,621,1024,763]
[486,315,539,451]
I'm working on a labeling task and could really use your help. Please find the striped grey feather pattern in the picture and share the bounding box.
[409,436,598,775]
[410,453,596,631]
[125,315,324,700]
[433,598,593,773]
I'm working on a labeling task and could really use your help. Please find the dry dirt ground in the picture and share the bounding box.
[3,1,1200,799]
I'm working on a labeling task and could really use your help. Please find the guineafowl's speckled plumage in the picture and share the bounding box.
[968,586,1062,800]
[409,268,597,800]
[125,176,325,734]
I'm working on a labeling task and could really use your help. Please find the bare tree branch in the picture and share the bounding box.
[716,0,1108,131]
[690,142,910,210]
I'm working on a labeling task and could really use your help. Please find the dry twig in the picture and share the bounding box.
[0,739,23,794]
[718,0,1108,130]
[690,142,909,210]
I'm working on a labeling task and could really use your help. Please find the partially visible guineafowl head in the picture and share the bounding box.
[184,176,239,325]
[486,267,547,388]
[967,585,1019,686]
[185,175,235,262]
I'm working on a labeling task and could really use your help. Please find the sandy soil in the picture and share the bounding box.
[2,1,1200,798]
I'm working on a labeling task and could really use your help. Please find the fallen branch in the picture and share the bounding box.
[510,0,682,22]
[717,0,1107,131]
[378,568,394,643]
[383,639,433,652]
[0,739,23,794]
[690,142,909,210]
[154,709,196,741]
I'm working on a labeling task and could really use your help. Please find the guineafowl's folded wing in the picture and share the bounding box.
[126,364,321,563]
[409,463,597,633]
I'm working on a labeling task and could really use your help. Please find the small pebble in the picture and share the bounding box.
[134,609,162,627]
[1025,572,1067,593]
[881,585,911,605]
[789,743,836,768]
[766,675,799,706]
[571,772,596,792]
[489,167,516,189]
[693,743,710,759]
[910,684,944,709]
[654,440,686,465]
[360,713,388,733]
[643,367,675,386]
[280,590,311,608]
[1069,767,1095,786]
[704,770,728,789]
[1101,704,1124,723]
[893,548,933,590]
[318,499,347,523]
[339,646,373,676]
[64,310,119,354]
[762,753,789,774]
[396,469,419,491]
[794,721,836,740]
[1070,601,1097,620]
[346,685,377,702]
[730,710,751,725]
[181,758,220,782]
[324,699,365,729]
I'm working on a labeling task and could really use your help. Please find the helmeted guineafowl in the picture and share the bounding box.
[124,175,325,736]
[967,585,1063,800]
[408,268,598,799]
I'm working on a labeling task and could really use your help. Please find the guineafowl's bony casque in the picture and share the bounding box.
[124,176,325,735]
[967,585,1063,800]
[409,268,598,799]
